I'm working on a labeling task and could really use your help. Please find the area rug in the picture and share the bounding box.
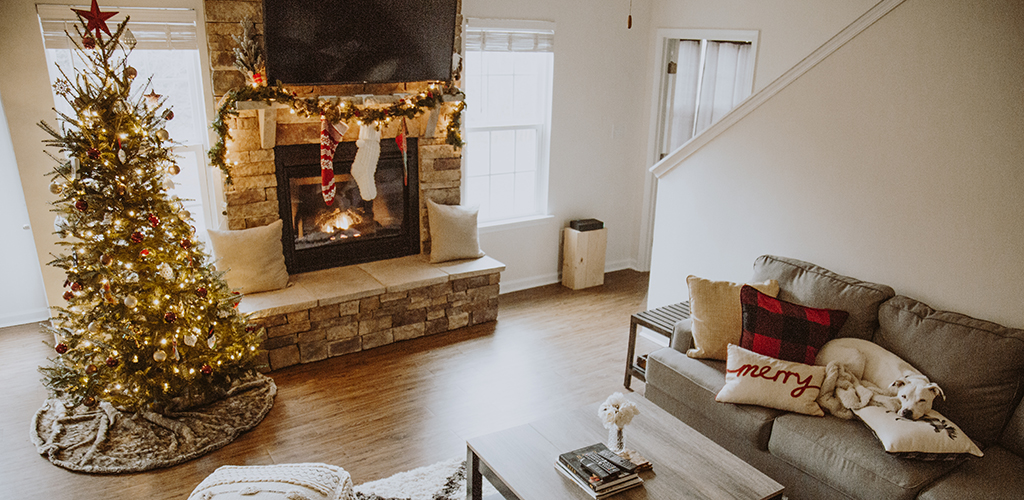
[31,372,276,473]
[354,457,497,500]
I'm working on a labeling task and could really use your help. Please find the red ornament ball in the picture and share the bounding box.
[163,312,177,323]
[200,363,212,375]
[85,364,98,375]
[55,343,69,354]
[130,231,144,243]
[70,281,82,292]
[105,356,119,367]
[195,286,207,298]
[87,148,100,159]
[75,199,88,211]
[147,214,160,227]
[62,290,74,301]
[139,248,151,257]
[180,238,192,249]
[82,35,96,49]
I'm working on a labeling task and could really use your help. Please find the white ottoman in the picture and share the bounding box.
[188,463,354,500]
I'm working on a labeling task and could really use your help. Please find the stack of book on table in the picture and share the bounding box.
[555,443,643,498]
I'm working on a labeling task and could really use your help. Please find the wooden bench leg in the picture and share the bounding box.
[624,319,638,390]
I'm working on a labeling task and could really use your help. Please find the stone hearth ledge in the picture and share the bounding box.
[238,254,505,371]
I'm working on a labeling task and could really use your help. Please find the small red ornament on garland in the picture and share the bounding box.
[62,290,74,301]
[195,286,207,298]
[200,363,212,375]
[55,343,69,354]
[70,281,82,292]
[82,396,97,407]
[139,248,151,257]
[85,364,98,375]
[147,213,160,227]
[82,35,96,49]
[87,148,100,160]
[75,199,88,211]
[180,237,192,249]
[105,356,119,367]
[163,311,177,323]
[130,231,144,243]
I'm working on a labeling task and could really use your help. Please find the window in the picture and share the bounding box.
[463,20,554,224]
[37,5,215,241]
[661,32,756,153]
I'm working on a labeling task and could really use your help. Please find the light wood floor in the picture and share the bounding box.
[0,270,665,500]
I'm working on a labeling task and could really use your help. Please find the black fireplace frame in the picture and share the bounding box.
[274,138,420,274]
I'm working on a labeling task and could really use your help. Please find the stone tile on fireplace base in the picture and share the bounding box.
[239,254,504,371]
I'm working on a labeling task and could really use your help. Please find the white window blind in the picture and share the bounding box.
[465,28,554,53]
[37,5,198,50]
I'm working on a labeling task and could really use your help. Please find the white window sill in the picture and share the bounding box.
[478,214,555,234]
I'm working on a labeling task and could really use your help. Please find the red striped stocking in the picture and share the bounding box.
[320,114,348,205]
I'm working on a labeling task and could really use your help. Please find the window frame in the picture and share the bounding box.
[462,18,555,226]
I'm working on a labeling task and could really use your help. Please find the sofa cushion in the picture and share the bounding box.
[647,347,782,450]
[716,344,826,416]
[1002,399,1024,457]
[685,275,779,360]
[751,255,895,341]
[740,284,848,365]
[916,446,1024,500]
[876,295,1024,446]
[768,413,962,500]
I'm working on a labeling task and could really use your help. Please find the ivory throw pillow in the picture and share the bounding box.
[207,219,289,294]
[686,275,779,360]
[717,344,826,416]
[426,199,485,263]
[740,285,848,365]
[853,406,983,460]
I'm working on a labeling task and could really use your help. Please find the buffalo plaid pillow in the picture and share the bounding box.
[739,285,849,365]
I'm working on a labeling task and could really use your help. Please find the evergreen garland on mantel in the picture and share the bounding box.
[209,19,466,185]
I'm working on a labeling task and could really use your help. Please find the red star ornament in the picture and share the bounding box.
[73,0,117,39]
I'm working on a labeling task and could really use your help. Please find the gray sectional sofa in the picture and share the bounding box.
[645,255,1024,499]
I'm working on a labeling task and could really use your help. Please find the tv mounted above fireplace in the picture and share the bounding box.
[263,0,459,85]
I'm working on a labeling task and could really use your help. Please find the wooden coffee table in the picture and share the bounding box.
[466,393,783,499]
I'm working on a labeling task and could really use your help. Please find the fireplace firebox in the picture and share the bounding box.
[275,139,419,273]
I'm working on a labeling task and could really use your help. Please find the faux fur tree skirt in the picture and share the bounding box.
[31,372,276,473]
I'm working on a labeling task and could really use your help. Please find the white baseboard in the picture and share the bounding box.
[0,308,49,329]
[498,259,642,294]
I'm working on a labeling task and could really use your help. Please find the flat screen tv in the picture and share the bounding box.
[263,0,459,85]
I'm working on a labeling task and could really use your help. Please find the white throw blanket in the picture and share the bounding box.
[816,361,893,419]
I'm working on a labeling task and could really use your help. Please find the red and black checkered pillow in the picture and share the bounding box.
[739,285,849,365]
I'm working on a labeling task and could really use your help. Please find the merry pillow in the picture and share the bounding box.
[740,285,848,365]
[716,344,825,416]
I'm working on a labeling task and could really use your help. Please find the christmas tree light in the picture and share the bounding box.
[37,4,264,413]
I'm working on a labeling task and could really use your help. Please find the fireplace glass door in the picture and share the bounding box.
[275,139,419,273]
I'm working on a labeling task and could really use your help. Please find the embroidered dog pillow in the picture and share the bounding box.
[853,406,983,460]
[716,344,825,416]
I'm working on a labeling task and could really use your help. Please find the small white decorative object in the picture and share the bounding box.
[598,392,639,454]
[184,333,198,347]
[159,262,174,280]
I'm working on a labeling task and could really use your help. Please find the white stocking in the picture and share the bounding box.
[352,124,381,200]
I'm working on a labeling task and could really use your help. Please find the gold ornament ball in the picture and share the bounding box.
[155,129,169,141]
[168,164,180,175]
[100,253,112,266]
[178,210,191,221]
[49,180,64,194]
[153,350,167,362]
[124,66,137,80]
[124,295,138,308]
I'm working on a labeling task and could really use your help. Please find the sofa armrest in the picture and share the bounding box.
[670,318,694,352]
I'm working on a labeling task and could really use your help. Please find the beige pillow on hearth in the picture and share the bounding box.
[427,199,485,264]
[207,219,289,294]
[686,275,779,360]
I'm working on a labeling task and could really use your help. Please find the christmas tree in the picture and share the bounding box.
[37,4,264,413]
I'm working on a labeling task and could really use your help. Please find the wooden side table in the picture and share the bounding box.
[624,301,690,389]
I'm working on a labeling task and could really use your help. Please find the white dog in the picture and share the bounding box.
[815,338,944,420]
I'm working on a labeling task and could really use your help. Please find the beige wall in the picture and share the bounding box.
[648,0,1024,329]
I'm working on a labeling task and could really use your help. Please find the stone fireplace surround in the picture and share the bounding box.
[203,0,500,371]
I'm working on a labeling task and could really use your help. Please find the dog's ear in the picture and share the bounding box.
[890,377,908,389]
[926,383,946,401]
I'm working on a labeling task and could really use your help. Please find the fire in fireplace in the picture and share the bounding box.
[275,138,420,273]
